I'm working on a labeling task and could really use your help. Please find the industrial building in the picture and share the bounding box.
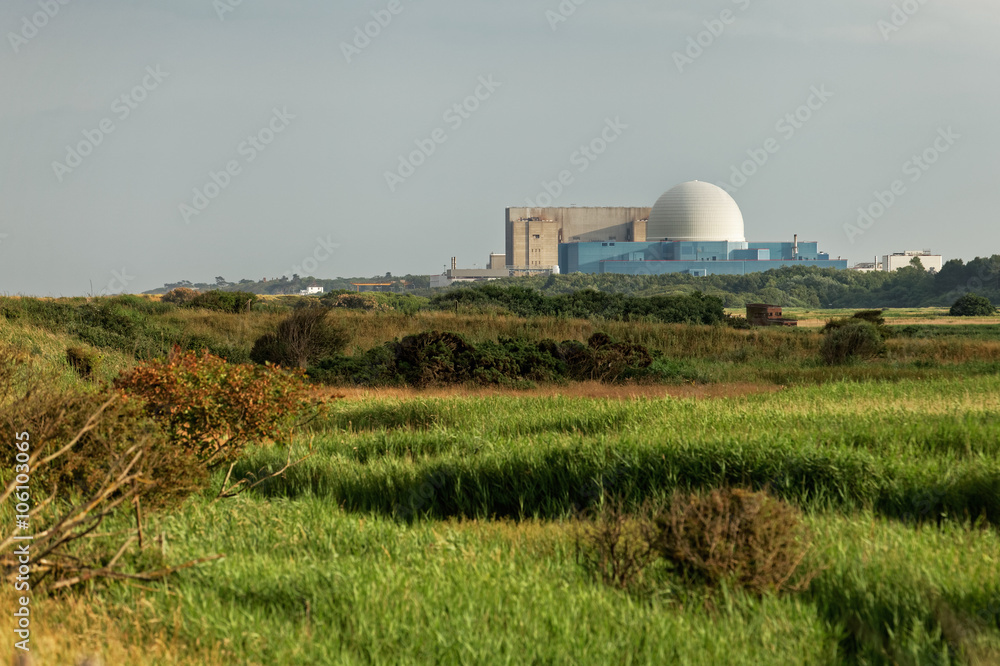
[849,251,943,273]
[505,181,847,276]
[505,207,651,269]
[882,251,943,273]
[429,257,518,289]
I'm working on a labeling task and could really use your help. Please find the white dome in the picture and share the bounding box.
[648,181,746,242]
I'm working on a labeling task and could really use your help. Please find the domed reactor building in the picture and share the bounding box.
[504,181,847,276]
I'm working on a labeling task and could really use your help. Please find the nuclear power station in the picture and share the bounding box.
[505,181,847,276]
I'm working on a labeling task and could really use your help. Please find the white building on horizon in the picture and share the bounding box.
[882,250,943,273]
[299,283,324,296]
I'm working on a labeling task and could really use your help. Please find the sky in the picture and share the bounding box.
[1,0,997,296]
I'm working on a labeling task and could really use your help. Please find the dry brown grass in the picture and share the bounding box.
[0,589,212,666]
[328,310,819,360]
[654,489,816,595]
[886,338,1000,363]
[796,315,1000,328]
[160,310,285,348]
[434,517,575,559]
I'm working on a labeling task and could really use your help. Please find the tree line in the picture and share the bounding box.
[503,256,1000,308]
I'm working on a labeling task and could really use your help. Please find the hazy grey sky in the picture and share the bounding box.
[1,0,997,295]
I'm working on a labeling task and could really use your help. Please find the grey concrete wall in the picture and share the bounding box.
[505,207,651,269]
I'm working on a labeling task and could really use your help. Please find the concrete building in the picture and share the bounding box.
[850,261,883,273]
[554,181,847,276]
[505,207,650,270]
[431,256,511,289]
[882,251,943,273]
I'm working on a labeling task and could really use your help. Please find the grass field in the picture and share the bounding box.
[5,378,1000,664]
[729,307,1000,329]
[3,302,1000,664]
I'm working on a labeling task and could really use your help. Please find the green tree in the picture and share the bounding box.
[949,293,996,317]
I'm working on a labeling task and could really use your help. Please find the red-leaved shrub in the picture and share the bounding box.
[115,346,316,468]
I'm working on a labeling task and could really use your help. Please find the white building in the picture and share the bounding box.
[299,283,324,296]
[882,251,943,273]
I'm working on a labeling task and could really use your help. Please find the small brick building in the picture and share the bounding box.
[746,303,798,327]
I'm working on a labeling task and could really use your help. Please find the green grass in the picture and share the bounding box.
[7,377,998,664]
[5,297,1000,390]
[225,379,1000,526]
[19,497,998,664]
[126,501,843,665]
[6,304,1000,663]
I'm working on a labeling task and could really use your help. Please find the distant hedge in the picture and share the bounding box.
[430,286,724,324]
[308,331,658,388]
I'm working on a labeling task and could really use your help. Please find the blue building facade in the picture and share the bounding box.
[559,240,847,276]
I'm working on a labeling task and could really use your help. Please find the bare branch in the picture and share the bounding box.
[215,446,314,500]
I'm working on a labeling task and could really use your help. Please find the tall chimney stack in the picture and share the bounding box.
[451,257,457,271]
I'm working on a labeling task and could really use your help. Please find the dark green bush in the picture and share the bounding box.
[949,293,997,317]
[549,333,653,382]
[0,297,81,331]
[188,290,257,314]
[251,307,349,368]
[393,331,480,387]
[821,321,886,365]
[308,331,656,388]
[823,309,887,333]
[851,309,887,326]
[309,346,405,387]
[643,358,704,383]
[0,297,179,360]
[79,301,144,338]
[104,294,174,315]
[724,314,752,330]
